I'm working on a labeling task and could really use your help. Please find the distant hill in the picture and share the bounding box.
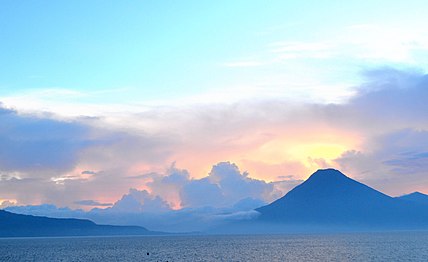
[0,210,161,237]
[255,169,428,230]
[396,192,428,206]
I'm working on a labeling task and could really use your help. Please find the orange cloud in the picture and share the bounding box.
[167,124,361,183]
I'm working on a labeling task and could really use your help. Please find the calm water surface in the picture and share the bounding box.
[0,232,427,261]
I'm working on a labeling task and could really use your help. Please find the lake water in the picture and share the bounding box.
[0,232,427,261]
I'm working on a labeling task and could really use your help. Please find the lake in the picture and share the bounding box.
[0,232,427,261]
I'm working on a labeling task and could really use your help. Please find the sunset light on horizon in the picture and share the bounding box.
[1,0,428,214]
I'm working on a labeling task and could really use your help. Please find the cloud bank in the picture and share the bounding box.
[0,67,427,212]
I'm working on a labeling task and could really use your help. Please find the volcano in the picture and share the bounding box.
[256,169,428,229]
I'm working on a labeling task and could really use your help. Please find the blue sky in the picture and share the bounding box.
[1,1,428,214]
[2,0,428,107]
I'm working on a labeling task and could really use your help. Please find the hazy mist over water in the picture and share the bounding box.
[1,232,427,261]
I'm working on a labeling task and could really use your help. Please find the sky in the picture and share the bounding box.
[1,1,428,216]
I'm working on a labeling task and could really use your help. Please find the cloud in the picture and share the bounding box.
[211,210,261,222]
[205,162,275,205]
[331,69,428,194]
[110,189,171,213]
[140,162,299,210]
[324,68,428,129]
[0,200,16,209]
[0,103,180,208]
[5,202,263,233]
[269,41,334,59]
[335,129,428,195]
[81,170,97,175]
[141,165,190,210]
[265,25,428,65]
[74,200,112,207]
[99,162,297,213]
[0,106,89,174]
[1,67,428,210]
[232,197,267,211]
[180,177,223,208]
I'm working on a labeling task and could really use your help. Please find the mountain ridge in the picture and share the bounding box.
[255,168,428,229]
[396,191,428,206]
[0,209,164,237]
